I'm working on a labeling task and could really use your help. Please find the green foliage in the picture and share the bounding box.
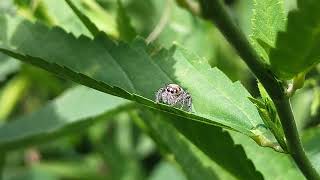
[1,0,320,179]
[168,114,263,180]
[0,15,275,147]
[0,85,260,180]
[231,131,305,180]
[249,83,286,151]
[148,161,186,180]
[270,0,320,79]
[65,0,100,36]
[250,0,286,62]
[0,58,20,82]
[116,0,137,41]
[141,111,238,180]
[232,126,320,179]
[0,86,130,150]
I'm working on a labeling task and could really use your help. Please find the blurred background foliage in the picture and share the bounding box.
[0,0,319,179]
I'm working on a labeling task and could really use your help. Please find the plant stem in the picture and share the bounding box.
[198,0,320,179]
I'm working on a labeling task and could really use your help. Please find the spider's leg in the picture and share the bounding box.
[173,94,184,109]
[155,88,164,103]
[184,93,192,112]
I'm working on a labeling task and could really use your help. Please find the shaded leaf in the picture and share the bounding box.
[169,114,264,180]
[270,0,320,79]
[141,111,237,180]
[116,0,137,42]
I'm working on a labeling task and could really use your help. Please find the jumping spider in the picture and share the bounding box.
[155,84,192,112]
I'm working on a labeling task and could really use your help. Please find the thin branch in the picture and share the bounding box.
[198,0,320,179]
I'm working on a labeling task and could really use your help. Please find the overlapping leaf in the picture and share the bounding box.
[0,57,20,82]
[167,113,263,180]
[232,125,320,179]
[0,15,275,147]
[270,0,320,79]
[142,111,238,180]
[250,0,286,62]
[231,131,304,180]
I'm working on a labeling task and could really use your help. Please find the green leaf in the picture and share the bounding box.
[101,128,146,180]
[234,126,320,179]
[0,57,20,82]
[141,111,237,180]
[153,1,216,61]
[270,0,320,79]
[0,86,130,151]
[41,0,92,36]
[65,0,100,36]
[291,88,314,131]
[254,83,286,151]
[148,161,187,180]
[0,16,275,148]
[4,156,105,179]
[250,0,286,62]
[116,0,137,42]
[231,131,305,180]
[0,84,261,180]
[65,0,118,37]
[302,128,320,172]
[169,114,264,180]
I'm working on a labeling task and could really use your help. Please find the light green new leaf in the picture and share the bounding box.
[250,0,286,62]
[0,86,130,151]
[270,0,320,79]
[0,16,276,148]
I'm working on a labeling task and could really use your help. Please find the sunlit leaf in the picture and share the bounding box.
[250,0,286,62]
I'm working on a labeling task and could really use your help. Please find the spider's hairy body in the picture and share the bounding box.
[155,84,192,112]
